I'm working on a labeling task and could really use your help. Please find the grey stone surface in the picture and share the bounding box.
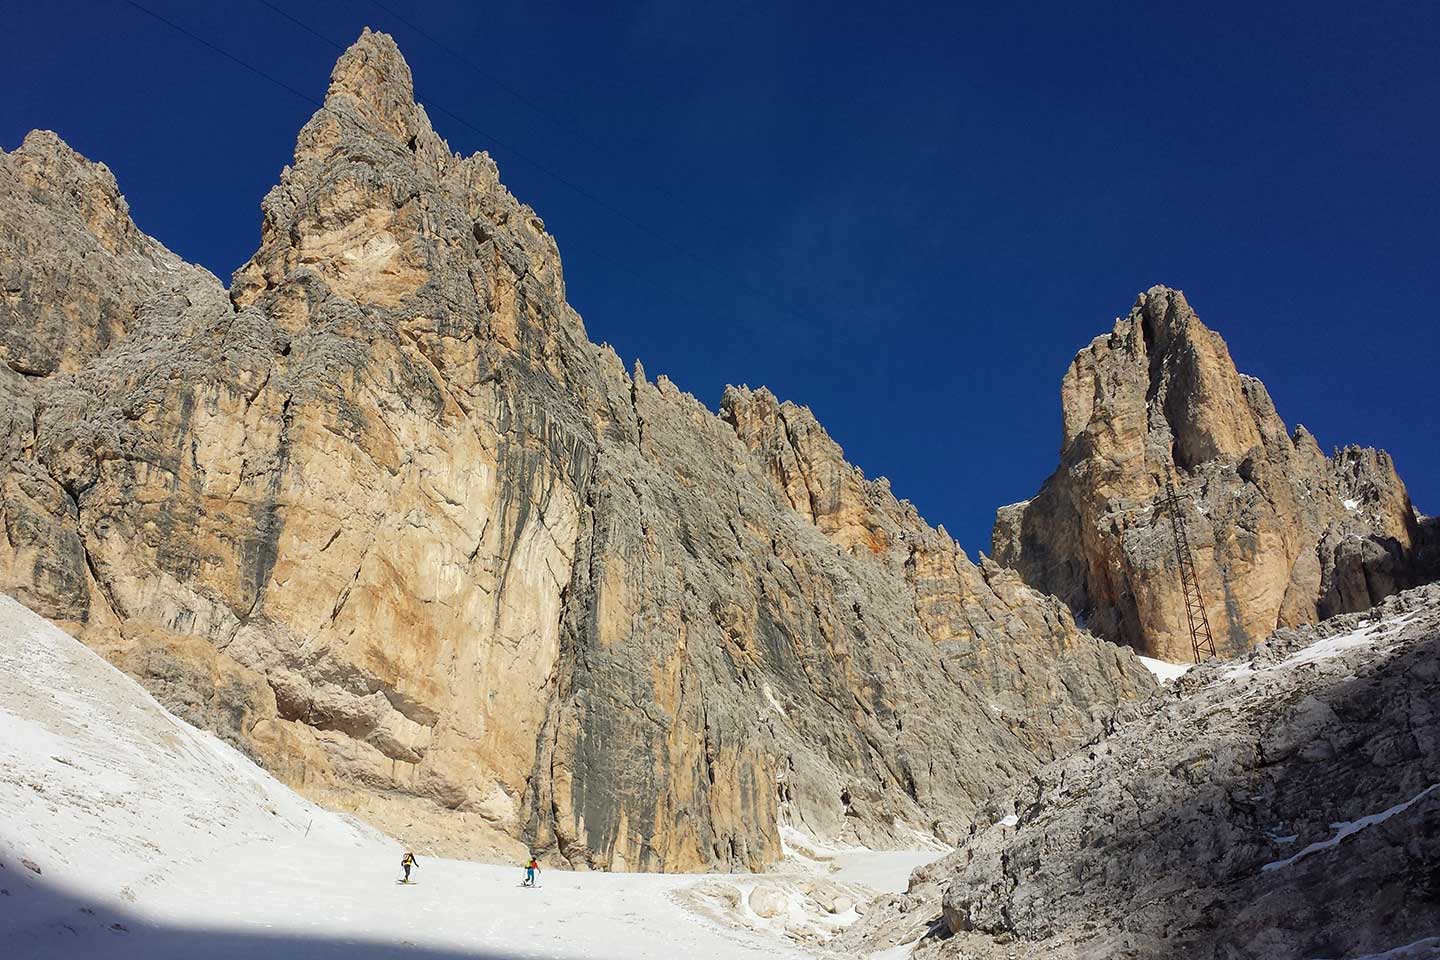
[841,584,1440,959]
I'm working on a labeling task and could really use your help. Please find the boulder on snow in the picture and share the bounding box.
[800,878,854,914]
[747,882,789,919]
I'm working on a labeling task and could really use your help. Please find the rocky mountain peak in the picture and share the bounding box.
[1059,284,1266,480]
[295,29,449,170]
[229,27,571,376]
[997,287,1431,659]
[721,384,896,557]
[7,130,139,258]
[1331,445,1421,548]
[2,34,1156,872]
[1,131,215,378]
[327,28,418,117]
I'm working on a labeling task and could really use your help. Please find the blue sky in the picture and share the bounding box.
[7,0,1437,553]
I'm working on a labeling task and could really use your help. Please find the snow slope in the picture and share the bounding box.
[0,596,824,959]
[1136,655,1191,683]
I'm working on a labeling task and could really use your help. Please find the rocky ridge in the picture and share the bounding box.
[993,287,1434,661]
[0,30,1152,871]
[722,385,1144,762]
[839,584,1440,960]
[0,130,218,378]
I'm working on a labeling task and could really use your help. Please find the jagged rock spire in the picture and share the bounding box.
[293,29,449,168]
[1,30,1156,874]
[230,26,570,348]
[0,130,216,377]
[994,285,1429,659]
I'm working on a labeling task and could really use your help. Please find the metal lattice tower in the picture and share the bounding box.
[1161,478,1217,663]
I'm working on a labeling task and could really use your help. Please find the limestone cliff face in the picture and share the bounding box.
[993,286,1430,661]
[0,30,1152,871]
[0,129,227,629]
[0,131,217,378]
[721,386,1145,761]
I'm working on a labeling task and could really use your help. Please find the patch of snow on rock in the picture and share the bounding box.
[1264,783,1440,872]
[1138,655,1192,683]
[1332,936,1440,960]
[1279,614,1415,669]
[1224,612,1418,681]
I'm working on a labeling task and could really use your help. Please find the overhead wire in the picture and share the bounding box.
[123,0,322,108]
[359,0,769,235]
[241,0,820,334]
[122,0,794,343]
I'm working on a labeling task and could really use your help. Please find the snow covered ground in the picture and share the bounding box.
[0,596,938,959]
[1136,655,1191,683]
[1223,611,1420,681]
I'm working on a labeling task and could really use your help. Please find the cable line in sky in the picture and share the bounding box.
[126,0,822,340]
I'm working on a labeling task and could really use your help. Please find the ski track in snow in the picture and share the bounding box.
[0,596,936,959]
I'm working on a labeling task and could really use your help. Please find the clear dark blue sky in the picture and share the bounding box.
[8,1,1437,552]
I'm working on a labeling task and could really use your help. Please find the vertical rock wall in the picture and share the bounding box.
[994,286,1430,660]
[0,30,1152,870]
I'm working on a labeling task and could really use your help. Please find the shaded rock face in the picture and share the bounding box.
[841,585,1440,960]
[0,31,1152,871]
[994,287,1431,660]
[721,386,1150,763]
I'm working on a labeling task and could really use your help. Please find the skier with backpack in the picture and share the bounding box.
[399,851,420,884]
[522,855,540,888]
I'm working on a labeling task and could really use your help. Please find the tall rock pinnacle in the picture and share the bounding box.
[994,285,1432,660]
[1,30,1153,871]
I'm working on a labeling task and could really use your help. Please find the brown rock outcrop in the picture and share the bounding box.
[0,30,1151,871]
[994,286,1430,660]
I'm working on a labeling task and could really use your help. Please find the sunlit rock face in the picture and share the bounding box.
[0,29,1152,870]
[993,286,1431,660]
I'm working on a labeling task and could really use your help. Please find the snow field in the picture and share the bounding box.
[0,596,938,959]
